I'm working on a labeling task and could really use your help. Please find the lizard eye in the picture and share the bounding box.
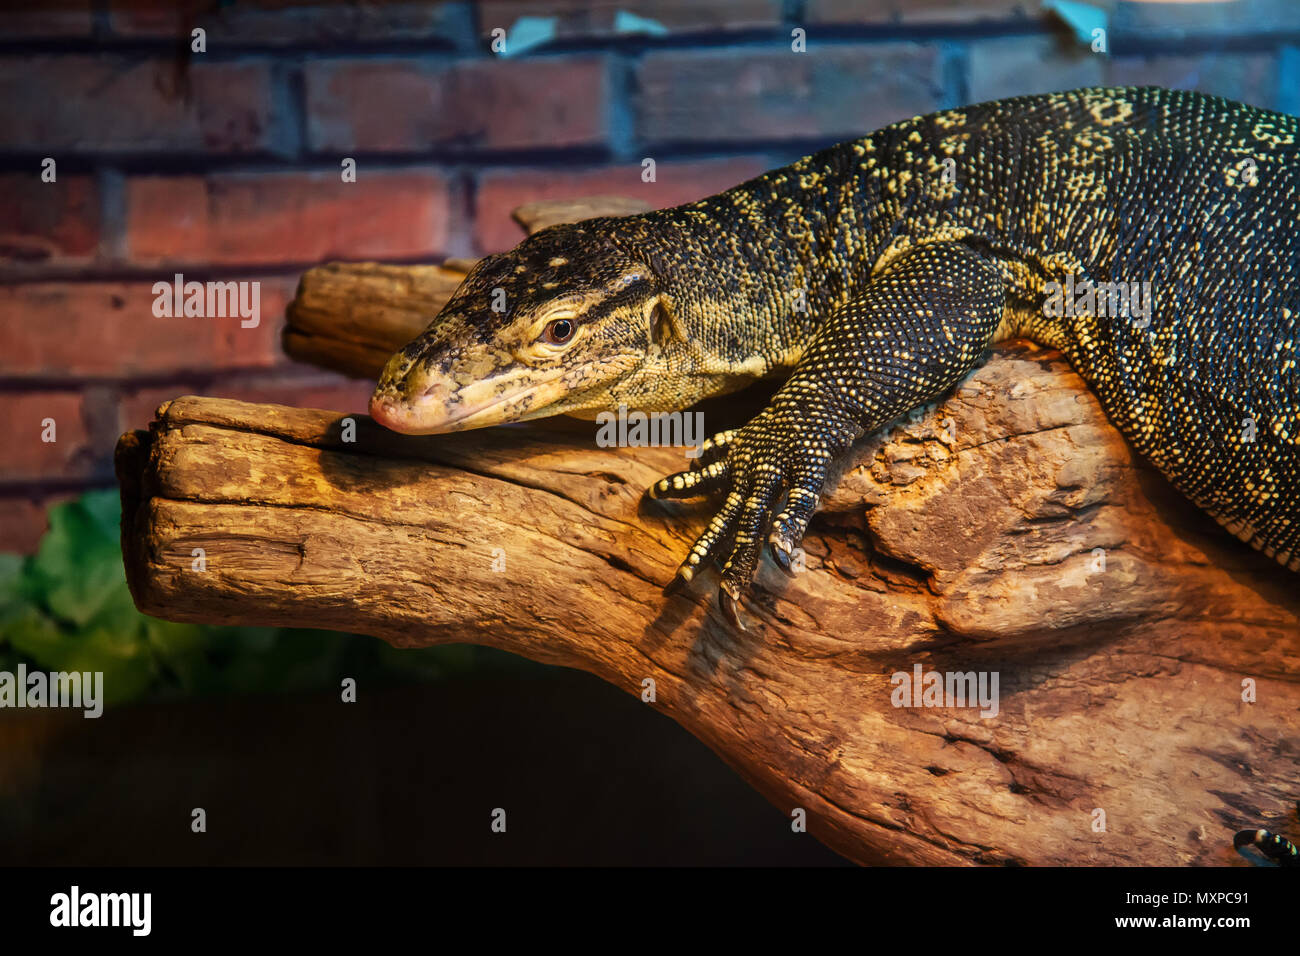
[543,318,575,345]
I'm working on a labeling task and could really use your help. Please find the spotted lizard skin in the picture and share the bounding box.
[372,86,1299,625]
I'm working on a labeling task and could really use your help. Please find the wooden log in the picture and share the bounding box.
[283,261,468,379]
[116,342,1300,866]
[511,195,653,234]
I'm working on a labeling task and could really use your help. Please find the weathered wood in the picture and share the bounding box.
[116,344,1300,866]
[511,195,653,234]
[284,261,469,379]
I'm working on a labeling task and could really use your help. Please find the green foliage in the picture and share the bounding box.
[0,490,523,705]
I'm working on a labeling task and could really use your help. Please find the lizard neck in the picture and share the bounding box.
[624,210,822,387]
[595,143,900,411]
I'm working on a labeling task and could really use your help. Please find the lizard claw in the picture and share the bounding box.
[770,540,796,577]
[718,584,746,630]
[662,571,690,596]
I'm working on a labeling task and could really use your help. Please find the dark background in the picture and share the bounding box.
[1,664,847,865]
[2,0,1297,864]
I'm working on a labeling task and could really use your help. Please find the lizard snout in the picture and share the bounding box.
[369,375,482,435]
[368,382,449,434]
[367,394,412,432]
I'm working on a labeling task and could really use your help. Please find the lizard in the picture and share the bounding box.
[368,86,1300,629]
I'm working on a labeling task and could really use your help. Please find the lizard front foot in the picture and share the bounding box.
[649,407,849,628]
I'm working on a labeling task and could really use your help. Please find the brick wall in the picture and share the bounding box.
[2,0,1299,551]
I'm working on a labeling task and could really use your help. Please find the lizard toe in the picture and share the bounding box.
[649,459,730,500]
[768,483,820,576]
[689,429,738,471]
[673,487,746,581]
[716,473,783,614]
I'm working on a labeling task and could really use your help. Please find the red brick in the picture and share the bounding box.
[119,372,374,433]
[1112,0,1300,41]
[217,375,374,414]
[0,392,94,483]
[118,384,198,434]
[967,37,1105,104]
[0,56,289,156]
[304,56,610,153]
[635,45,943,147]
[474,157,770,252]
[0,495,76,554]
[103,0,195,37]
[0,174,100,265]
[805,0,1038,24]
[0,2,93,38]
[108,0,465,44]
[477,0,781,45]
[124,170,453,267]
[0,278,296,381]
[1105,53,1277,109]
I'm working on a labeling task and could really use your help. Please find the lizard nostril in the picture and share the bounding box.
[369,396,402,429]
[417,382,448,402]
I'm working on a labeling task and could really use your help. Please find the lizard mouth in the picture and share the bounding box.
[369,374,569,435]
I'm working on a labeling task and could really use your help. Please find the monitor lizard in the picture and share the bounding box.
[368,86,1299,629]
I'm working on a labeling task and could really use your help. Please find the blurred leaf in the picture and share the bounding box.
[0,552,24,595]
[5,607,155,704]
[68,625,157,705]
[79,488,121,538]
[30,498,125,628]
[82,575,143,636]
[141,617,209,693]
[0,553,28,629]
[4,608,64,665]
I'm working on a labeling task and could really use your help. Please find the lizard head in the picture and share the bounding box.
[369,220,680,434]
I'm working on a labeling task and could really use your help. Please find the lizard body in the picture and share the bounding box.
[370,86,1300,624]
